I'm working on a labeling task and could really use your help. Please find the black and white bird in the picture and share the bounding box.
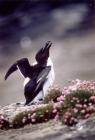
[5,41,55,105]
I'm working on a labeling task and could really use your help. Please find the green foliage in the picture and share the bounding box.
[64,90,95,108]
[43,89,62,103]
[12,111,29,127]
[12,104,53,128]
[35,104,53,123]
[61,90,95,126]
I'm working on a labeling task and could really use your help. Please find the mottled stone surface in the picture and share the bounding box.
[0,102,47,123]
[0,116,95,140]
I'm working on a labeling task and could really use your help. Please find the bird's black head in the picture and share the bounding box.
[35,41,52,66]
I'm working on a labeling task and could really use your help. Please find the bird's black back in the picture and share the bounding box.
[24,65,51,105]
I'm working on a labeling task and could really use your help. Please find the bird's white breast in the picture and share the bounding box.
[23,77,30,87]
[43,57,55,96]
[27,57,55,104]
[17,65,24,78]
[47,57,55,84]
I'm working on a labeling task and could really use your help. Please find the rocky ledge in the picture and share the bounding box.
[0,116,95,140]
[1,79,95,139]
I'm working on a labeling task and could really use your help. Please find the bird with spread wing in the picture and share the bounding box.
[5,41,55,105]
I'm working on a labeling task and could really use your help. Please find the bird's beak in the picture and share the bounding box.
[44,41,52,52]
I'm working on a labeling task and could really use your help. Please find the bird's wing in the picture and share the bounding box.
[35,66,51,92]
[5,58,30,80]
[5,62,17,80]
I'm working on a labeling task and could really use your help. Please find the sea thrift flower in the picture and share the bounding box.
[88,103,93,106]
[88,106,95,112]
[53,103,59,109]
[53,109,57,113]
[22,117,27,124]
[59,95,64,101]
[64,119,67,123]
[59,100,64,105]
[64,112,72,119]
[75,104,82,109]
[54,114,59,121]
[31,113,36,119]
[28,114,31,119]
[73,108,78,113]
[57,97,61,102]
[46,110,49,113]
[70,117,75,121]
[69,85,77,91]
[84,114,90,119]
[0,115,4,120]
[81,109,86,114]
[31,107,36,112]
[89,96,95,101]
[72,97,78,101]
[31,118,36,123]
[44,118,48,121]
[84,99,88,103]
[83,104,87,108]
[76,99,80,103]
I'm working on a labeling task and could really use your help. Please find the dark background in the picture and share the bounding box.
[0,0,95,105]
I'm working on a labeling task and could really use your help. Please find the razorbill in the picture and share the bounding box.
[5,41,55,105]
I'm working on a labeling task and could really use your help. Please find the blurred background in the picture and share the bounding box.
[0,0,95,105]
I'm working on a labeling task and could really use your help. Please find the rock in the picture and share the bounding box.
[0,116,95,140]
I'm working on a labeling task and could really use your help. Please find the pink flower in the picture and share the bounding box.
[80,109,86,114]
[91,86,95,90]
[31,118,36,122]
[69,85,77,91]
[59,100,64,105]
[90,96,95,101]
[84,114,90,119]
[28,114,31,119]
[22,117,27,123]
[64,119,67,123]
[75,104,82,109]
[65,112,72,116]
[53,103,58,109]
[64,112,72,119]
[83,104,87,108]
[54,114,59,121]
[72,97,78,101]
[31,107,36,112]
[76,99,80,103]
[70,117,75,121]
[57,97,60,102]
[44,119,48,121]
[84,99,88,103]
[0,115,4,119]
[88,106,94,112]
[88,103,93,106]
[73,108,78,113]
[59,95,64,101]
[53,109,57,113]
[46,110,49,113]
[31,113,36,119]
